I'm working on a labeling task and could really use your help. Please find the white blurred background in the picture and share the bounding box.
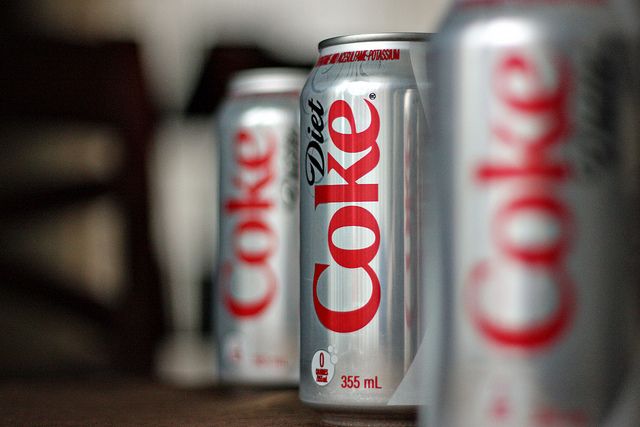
[26,0,450,111]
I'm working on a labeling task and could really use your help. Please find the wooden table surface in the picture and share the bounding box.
[0,376,321,426]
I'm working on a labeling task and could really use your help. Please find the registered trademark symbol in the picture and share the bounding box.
[369,93,376,100]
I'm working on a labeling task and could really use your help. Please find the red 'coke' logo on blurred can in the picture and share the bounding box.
[469,51,576,349]
[223,128,277,318]
[312,99,382,333]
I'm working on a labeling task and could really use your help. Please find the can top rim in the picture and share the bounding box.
[318,32,431,49]
[228,67,308,96]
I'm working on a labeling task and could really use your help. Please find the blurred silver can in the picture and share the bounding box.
[428,0,640,425]
[299,33,430,425]
[215,68,306,385]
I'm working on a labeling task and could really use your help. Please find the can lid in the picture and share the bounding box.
[318,32,431,50]
[228,68,308,96]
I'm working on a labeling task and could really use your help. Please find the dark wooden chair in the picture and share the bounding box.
[0,36,164,374]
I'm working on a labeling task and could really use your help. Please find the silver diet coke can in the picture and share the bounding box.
[429,0,640,425]
[215,68,307,385]
[299,33,430,425]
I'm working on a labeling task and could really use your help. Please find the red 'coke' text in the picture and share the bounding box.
[224,128,277,318]
[312,99,382,333]
[469,52,576,349]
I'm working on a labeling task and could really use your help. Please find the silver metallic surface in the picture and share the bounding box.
[215,69,306,385]
[229,68,308,96]
[319,33,430,49]
[299,34,430,423]
[429,1,639,425]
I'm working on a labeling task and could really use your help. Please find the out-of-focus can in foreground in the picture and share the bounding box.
[215,68,306,385]
[428,0,640,425]
[299,33,430,425]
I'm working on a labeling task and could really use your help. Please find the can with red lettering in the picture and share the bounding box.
[427,0,640,425]
[299,33,430,425]
[215,68,307,385]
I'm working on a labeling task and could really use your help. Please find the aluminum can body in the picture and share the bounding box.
[299,33,430,424]
[428,2,640,425]
[215,68,306,385]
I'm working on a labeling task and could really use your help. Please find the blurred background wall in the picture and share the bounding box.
[22,0,448,111]
[0,0,449,382]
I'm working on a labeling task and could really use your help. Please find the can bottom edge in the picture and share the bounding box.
[320,409,417,427]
